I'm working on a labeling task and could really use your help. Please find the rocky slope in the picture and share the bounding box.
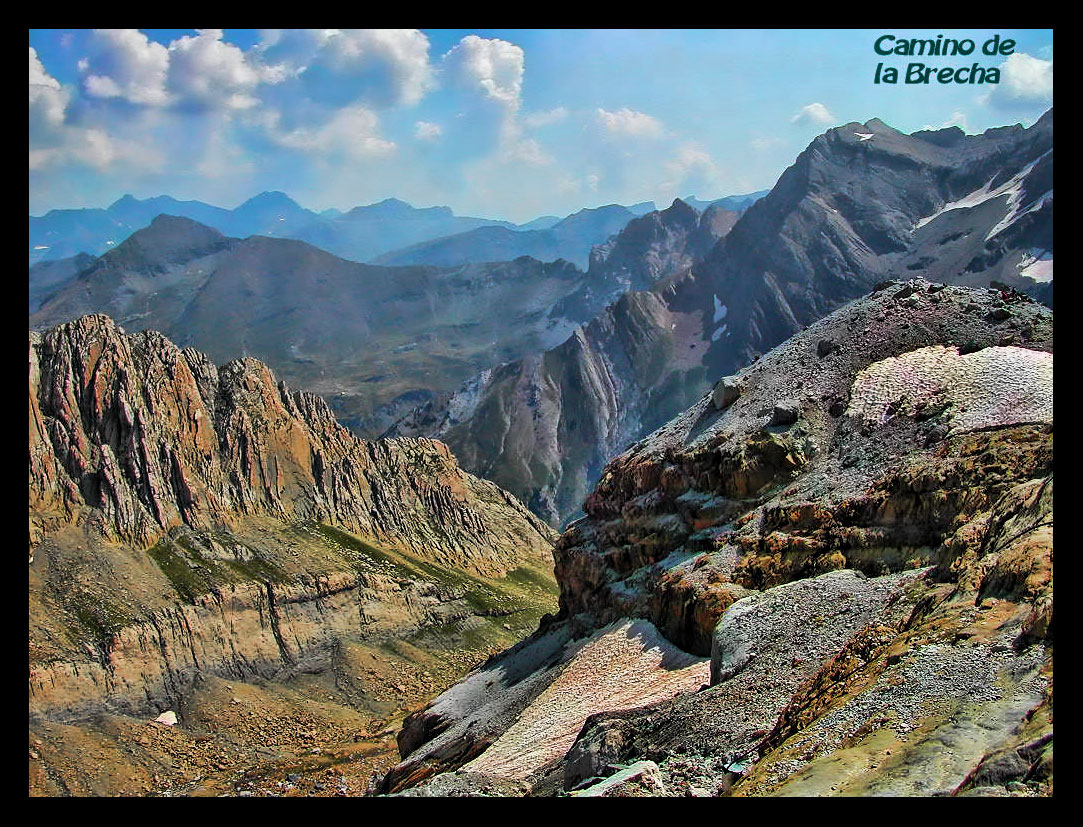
[386,199,739,524]
[377,279,1052,797]
[29,314,558,740]
[391,111,1053,528]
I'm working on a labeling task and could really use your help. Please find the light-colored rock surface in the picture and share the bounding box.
[380,618,707,792]
[462,619,708,780]
[572,760,665,796]
[847,345,1052,434]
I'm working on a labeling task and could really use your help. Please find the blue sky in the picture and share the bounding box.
[29,29,1053,221]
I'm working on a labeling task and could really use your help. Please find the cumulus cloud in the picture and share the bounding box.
[595,107,664,138]
[30,47,68,133]
[258,28,434,109]
[268,105,396,159]
[81,29,171,106]
[167,29,268,111]
[790,102,835,126]
[30,45,162,173]
[442,35,524,110]
[414,120,442,141]
[985,52,1053,110]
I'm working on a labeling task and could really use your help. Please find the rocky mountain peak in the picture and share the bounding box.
[99,214,232,275]
[238,190,302,211]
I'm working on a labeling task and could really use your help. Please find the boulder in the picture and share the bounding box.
[769,401,800,426]
[712,377,741,410]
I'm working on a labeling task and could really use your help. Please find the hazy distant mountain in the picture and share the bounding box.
[29,193,517,266]
[626,201,658,216]
[28,253,96,314]
[515,215,562,231]
[29,192,316,265]
[289,198,518,262]
[374,204,643,269]
[388,110,1053,526]
[29,215,621,438]
[30,192,664,269]
[681,190,770,213]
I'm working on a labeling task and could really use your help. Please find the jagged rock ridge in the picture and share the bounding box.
[387,198,739,524]
[30,313,555,576]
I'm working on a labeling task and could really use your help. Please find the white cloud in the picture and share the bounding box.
[81,29,171,106]
[268,105,396,159]
[790,102,835,126]
[922,110,971,133]
[167,29,266,111]
[595,107,664,138]
[29,47,60,91]
[414,120,442,141]
[523,107,568,128]
[985,52,1053,110]
[442,35,524,110]
[30,47,68,133]
[308,29,433,108]
[30,45,160,172]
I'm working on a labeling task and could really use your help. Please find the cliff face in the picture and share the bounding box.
[381,280,1053,797]
[29,315,558,725]
[30,314,554,577]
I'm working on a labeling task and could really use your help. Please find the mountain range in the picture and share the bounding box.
[30,216,637,438]
[387,110,1053,526]
[28,108,1054,798]
[29,111,1052,533]
[30,191,671,269]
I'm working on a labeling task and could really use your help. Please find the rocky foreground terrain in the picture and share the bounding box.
[29,314,559,795]
[376,279,1053,797]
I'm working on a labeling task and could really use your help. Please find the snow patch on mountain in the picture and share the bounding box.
[914,150,1051,234]
[713,294,728,323]
[1019,249,1053,283]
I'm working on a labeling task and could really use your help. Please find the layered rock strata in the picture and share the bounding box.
[29,315,558,724]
